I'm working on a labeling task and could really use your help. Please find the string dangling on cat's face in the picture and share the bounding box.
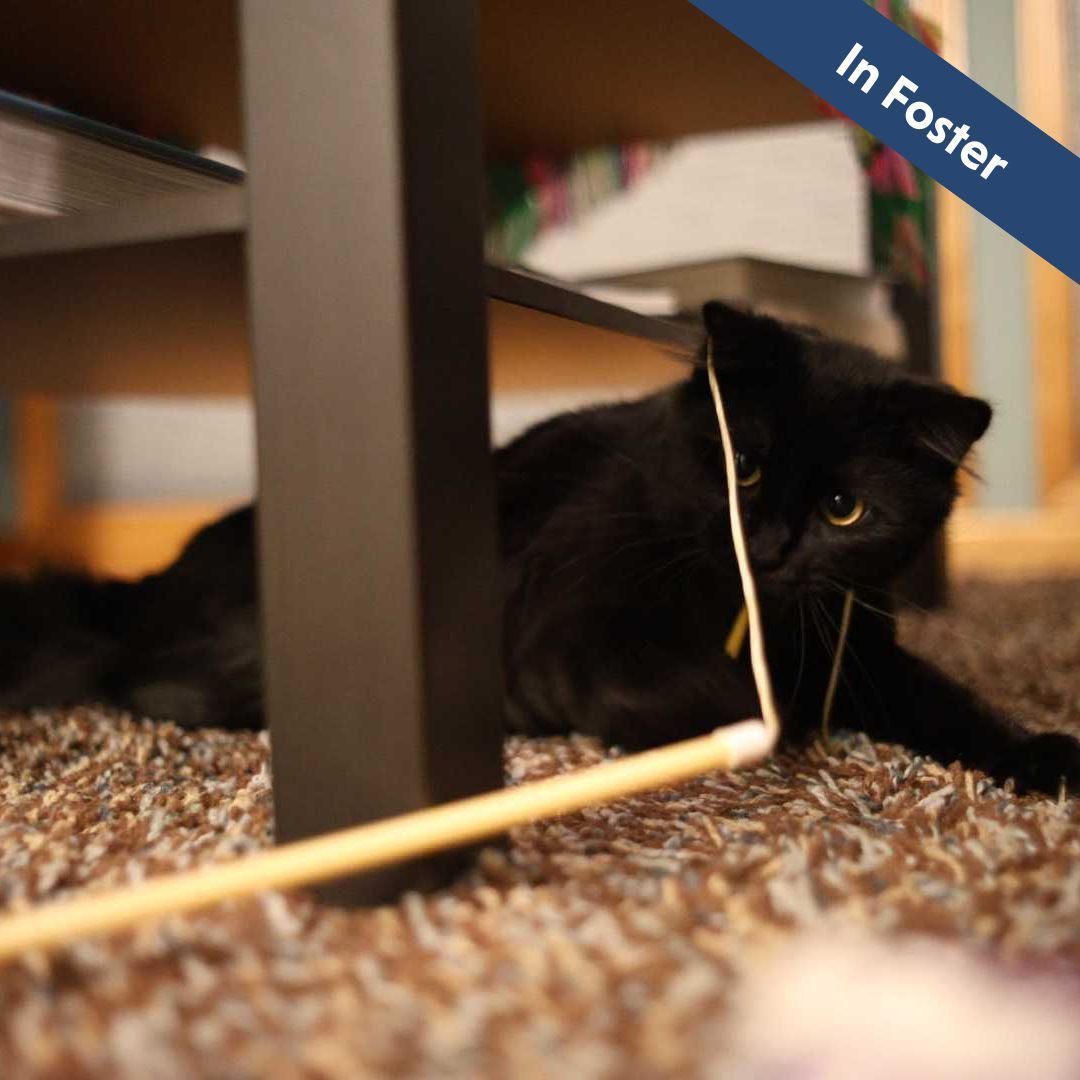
[705,334,852,748]
[705,337,781,744]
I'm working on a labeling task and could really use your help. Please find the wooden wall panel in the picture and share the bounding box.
[1017,0,1079,498]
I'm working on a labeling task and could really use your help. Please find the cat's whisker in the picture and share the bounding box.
[560,502,669,524]
[823,579,898,624]
[790,599,808,704]
[828,574,1004,654]
[824,575,894,603]
[629,545,706,588]
[536,529,707,614]
[578,430,707,505]
[545,529,697,583]
[852,598,903,632]
[603,533,704,583]
[809,594,865,720]
[815,591,885,712]
[806,595,835,662]
[808,593,874,722]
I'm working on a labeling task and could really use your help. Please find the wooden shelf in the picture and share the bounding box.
[0,0,242,149]
[0,229,249,395]
[0,206,696,395]
[0,198,694,355]
[0,188,245,259]
[0,0,794,392]
[479,0,819,156]
[0,0,818,159]
[485,267,698,350]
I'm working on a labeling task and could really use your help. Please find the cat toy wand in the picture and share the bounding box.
[0,349,785,964]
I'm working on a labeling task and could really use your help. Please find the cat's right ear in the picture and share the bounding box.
[891,381,993,467]
[700,300,794,373]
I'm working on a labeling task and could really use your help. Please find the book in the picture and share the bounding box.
[584,256,903,359]
[0,89,243,222]
[523,121,870,280]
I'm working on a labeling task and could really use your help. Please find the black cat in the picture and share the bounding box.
[2,301,1078,794]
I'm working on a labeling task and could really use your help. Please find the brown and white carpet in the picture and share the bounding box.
[3,580,1080,1078]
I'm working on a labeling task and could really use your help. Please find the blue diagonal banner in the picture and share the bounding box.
[689,0,1080,285]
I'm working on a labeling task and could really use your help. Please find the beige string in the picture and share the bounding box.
[0,346,780,963]
[704,343,854,746]
[705,345,782,743]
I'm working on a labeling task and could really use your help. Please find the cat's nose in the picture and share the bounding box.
[748,523,792,572]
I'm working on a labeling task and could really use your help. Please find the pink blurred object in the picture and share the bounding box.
[724,933,1080,1079]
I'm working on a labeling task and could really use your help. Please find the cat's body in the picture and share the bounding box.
[0,507,261,729]
[3,302,1078,793]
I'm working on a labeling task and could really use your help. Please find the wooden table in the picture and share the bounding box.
[0,1,829,902]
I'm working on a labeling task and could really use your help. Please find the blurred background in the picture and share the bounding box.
[0,0,1077,585]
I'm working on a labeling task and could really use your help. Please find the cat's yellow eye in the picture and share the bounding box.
[734,451,762,488]
[821,492,865,527]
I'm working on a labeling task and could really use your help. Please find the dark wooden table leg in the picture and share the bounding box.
[240,0,503,903]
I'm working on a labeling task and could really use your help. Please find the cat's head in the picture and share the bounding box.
[680,300,990,596]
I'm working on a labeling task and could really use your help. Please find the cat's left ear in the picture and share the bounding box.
[696,300,796,380]
[894,381,992,466]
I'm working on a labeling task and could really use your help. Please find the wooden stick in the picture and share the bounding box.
[0,720,771,963]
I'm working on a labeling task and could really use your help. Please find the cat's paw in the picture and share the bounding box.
[995,732,1080,796]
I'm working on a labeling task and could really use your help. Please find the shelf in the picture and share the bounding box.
[479,0,819,156]
[0,188,246,259]
[488,300,691,399]
[485,267,699,350]
[1,1,818,159]
[0,229,249,395]
[0,196,694,355]
[0,210,697,395]
[0,0,241,150]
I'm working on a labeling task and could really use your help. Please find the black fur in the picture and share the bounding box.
[3,302,1078,794]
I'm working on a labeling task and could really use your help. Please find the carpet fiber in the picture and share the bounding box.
[3,580,1080,1077]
